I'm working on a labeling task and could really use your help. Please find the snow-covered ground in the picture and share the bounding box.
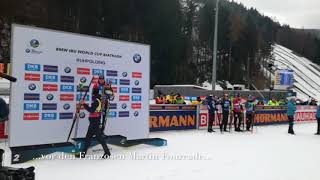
[272,44,320,100]
[1,123,320,180]
[202,81,224,90]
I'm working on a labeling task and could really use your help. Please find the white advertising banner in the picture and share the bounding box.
[295,106,317,122]
[9,24,150,147]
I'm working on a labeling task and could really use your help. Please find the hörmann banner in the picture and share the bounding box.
[10,24,150,147]
[149,105,197,131]
[254,106,288,125]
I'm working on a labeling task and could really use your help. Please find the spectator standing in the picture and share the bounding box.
[221,94,231,132]
[191,96,202,105]
[287,98,297,135]
[232,94,244,132]
[315,103,320,135]
[268,97,279,106]
[245,95,256,131]
[207,95,216,133]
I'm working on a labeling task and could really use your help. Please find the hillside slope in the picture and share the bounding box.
[272,44,320,100]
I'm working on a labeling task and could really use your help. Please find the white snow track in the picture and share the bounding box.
[1,123,320,180]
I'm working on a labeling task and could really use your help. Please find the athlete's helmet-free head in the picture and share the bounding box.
[98,74,105,85]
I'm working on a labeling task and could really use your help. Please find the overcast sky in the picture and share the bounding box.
[233,0,320,29]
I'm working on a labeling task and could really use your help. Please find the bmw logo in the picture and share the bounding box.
[28,83,36,91]
[46,94,54,101]
[25,49,30,53]
[80,112,86,119]
[64,67,71,73]
[133,54,142,63]
[134,111,139,117]
[63,103,71,110]
[121,103,127,109]
[134,80,140,86]
[80,77,87,83]
[122,72,128,77]
[30,39,40,48]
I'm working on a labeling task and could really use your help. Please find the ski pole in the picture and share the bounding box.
[67,76,95,142]
[251,112,255,133]
[242,112,245,131]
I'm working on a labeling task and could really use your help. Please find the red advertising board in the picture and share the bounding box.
[199,113,208,128]
[25,73,40,81]
[60,94,74,101]
[131,103,142,109]
[43,84,58,91]
[77,68,90,75]
[23,113,39,120]
[132,72,142,78]
[119,95,130,101]
[198,105,208,129]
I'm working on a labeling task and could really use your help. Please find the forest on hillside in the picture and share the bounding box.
[0,0,320,88]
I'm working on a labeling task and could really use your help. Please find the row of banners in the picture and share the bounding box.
[22,63,144,121]
[149,105,318,132]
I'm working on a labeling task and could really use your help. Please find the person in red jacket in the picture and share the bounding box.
[155,94,165,104]
[233,94,244,132]
[76,87,111,159]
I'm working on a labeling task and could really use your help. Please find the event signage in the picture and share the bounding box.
[295,106,317,122]
[149,105,197,131]
[10,24,150,147]
[274,70,294,90]
[253,106,288,125]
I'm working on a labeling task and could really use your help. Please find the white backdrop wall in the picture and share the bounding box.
[9,24,150,147]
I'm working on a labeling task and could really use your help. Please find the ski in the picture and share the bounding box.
[67,76,95,142]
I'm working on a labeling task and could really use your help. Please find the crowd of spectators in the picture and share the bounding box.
[154,91,319,107]
[155,92,187,105]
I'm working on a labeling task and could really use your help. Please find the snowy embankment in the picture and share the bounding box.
[1,123,320,180]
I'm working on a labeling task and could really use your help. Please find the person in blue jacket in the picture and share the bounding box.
[287,98,296,135]
[315,103,320,135]
[245,95,255,131]
[221,94,231,132]
[207,95,216,133]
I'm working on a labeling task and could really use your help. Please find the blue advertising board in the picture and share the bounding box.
[254,106,288,125]
[149,105,197,132]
